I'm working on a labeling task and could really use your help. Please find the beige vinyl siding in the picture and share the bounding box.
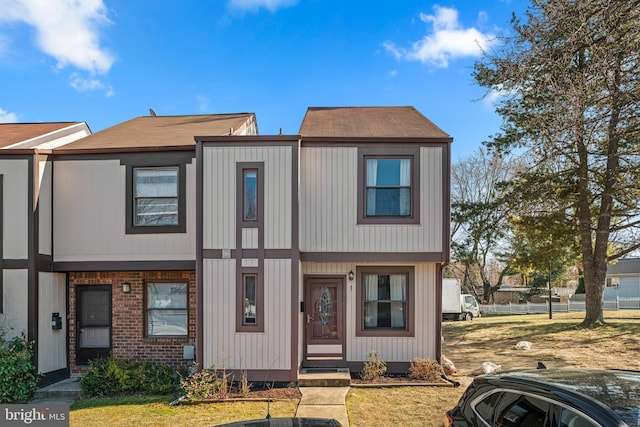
[53,159,195,262]
[38,160,53,255]
[202,259,292,370]
[302,262,437,362]
[0,159,29,259]
[202,146,292,250]
[37,273,66,373]
[0,270,28,339]
[300,146,443,252]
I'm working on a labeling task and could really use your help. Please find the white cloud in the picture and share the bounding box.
[229,0,299,13]
[384,5,495,68]
[0,0,114,74]
[481,85,510,107]
[69,73,114,97]
[0,107,18,123]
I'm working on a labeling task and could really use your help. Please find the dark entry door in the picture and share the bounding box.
[77,286,112,365]
[304,277,345,361]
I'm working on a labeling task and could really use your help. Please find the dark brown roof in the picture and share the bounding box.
[56,114,256,151]
[299,106,450,138]
[0,122,82,149]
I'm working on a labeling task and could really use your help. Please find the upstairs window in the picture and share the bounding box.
[134,167,179,226]
[366,158,411,217]
[357,148,420,225]
[123,153,189,235]
[243,169,258,221]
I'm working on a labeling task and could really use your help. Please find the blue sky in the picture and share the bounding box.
[0,0,527,159]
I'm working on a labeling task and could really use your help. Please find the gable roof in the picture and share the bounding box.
[299,106,450,139]
[0,122,84,149]
[607,258,640,275]
[55,113,256,152]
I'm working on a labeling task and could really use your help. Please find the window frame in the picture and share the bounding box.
[144,280,189,338]
[357,147,420,225]
[123,153,190,234]
[236,273,264,332]
[355,266,415,337]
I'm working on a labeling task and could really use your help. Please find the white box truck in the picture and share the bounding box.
[442,278,481,321]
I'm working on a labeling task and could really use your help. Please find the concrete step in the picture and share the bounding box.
[298,368,351,387]
[31,378,83,403]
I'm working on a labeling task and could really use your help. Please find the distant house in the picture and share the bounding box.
[0,122,92,386]
[604,258,640,300]
[1,107,452,383]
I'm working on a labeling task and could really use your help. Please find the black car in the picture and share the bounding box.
[444,368,640,426]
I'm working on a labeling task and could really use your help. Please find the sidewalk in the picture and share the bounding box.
[295,386,350,427]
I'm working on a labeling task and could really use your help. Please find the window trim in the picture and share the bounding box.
[122,153,190,234]
[236,272,264,332]
[144,280,189,338]
[357,147,420,225]
[355,266,415,337]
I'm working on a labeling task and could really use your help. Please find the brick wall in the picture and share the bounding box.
[68,271,196,373]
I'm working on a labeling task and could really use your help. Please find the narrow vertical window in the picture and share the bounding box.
[243,169,257,221]
[243,274,257,325]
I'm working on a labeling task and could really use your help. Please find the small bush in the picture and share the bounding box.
[360,351,387,381]
[80,357,182,397]
[409,358,443,382]
[0,330,41,403]
[180,367,230,400]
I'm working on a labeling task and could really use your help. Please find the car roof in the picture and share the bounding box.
[478,369,640,425]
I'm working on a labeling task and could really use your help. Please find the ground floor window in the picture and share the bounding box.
[356,266,415,337]
[146,282,188,336]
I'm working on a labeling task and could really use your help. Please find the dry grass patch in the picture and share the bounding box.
[70,395,298,427]
[346,385,466,427]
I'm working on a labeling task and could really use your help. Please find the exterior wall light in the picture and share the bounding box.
[348,271,355,281]
[122,282,131,293]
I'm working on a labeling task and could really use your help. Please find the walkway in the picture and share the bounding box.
[295,386,350,427]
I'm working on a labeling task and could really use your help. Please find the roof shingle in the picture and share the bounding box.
[0,122,81,149]
[56,113,256,151]
[299,106,450,138]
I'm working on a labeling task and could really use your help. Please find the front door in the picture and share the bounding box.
[77,286,112,365]
[304,276,345,361]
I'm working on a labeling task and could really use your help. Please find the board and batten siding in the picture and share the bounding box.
[53,159,195,262]
[299,147,443,252]
[202,146,292,250]
[0,270,28,340]
[202,259,292,370]
[301,262,437,362]
[0,159,29,259]
[37,272,66,373]
[38,160,53,256]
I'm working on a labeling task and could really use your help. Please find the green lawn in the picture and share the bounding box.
[70,310,640,427]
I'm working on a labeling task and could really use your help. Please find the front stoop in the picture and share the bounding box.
[31,378,83,404]
[298,368,351,387]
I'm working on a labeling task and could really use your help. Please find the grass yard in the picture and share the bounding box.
[70,310,640,426]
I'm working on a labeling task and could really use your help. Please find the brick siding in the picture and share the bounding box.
[68,271,196,373]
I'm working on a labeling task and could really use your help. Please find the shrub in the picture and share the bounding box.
[180,367,230,400]
[360,351,387,381]
[0,330,41,403]
[80,357,182,397]
[409,358,443,382]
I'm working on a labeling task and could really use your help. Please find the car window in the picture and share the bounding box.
[495,392,550,427]
[558,408,597,427]
[473,391,503,425]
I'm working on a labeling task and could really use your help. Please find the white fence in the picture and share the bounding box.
[480,297,640,315]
